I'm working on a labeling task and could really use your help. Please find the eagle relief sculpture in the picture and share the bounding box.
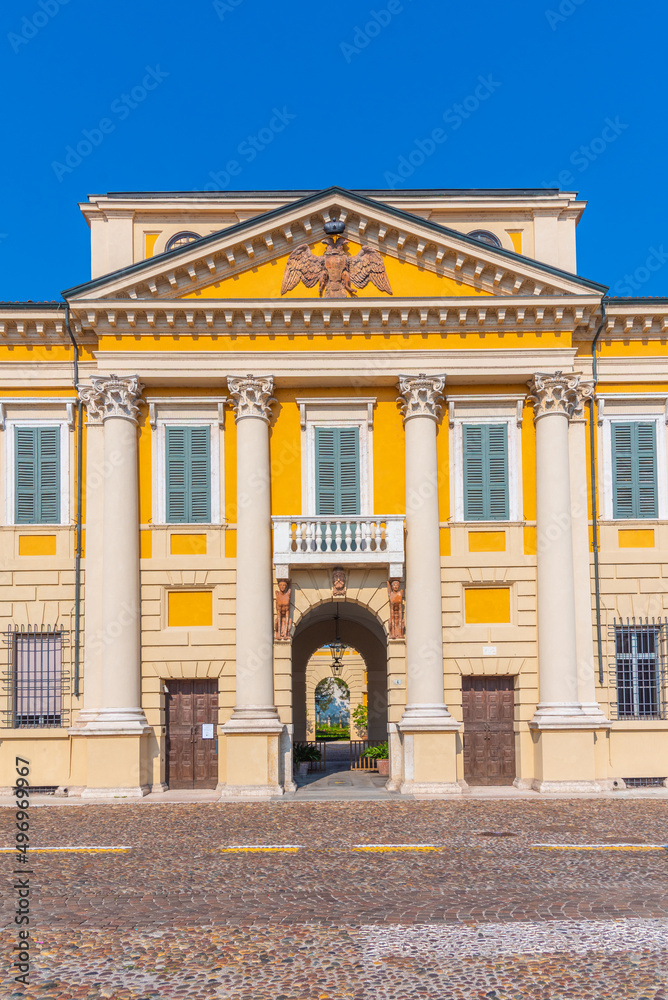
[281,233,393,299]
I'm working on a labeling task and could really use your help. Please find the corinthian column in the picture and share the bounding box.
[527,372,609,792]
[396,374,460,795]
[73,381,106,726]
[221,376,283,797]
[568,390,610,723]
[86,374,147,732]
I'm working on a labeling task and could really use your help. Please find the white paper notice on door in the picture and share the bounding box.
[201,723,214,739]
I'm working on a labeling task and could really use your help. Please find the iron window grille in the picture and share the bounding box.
[610,618,667,720]
[2,626,69,728]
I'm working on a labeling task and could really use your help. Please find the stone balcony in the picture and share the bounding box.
[273,516,405,578]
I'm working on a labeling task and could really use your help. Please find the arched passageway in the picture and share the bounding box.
[291,600,388,743]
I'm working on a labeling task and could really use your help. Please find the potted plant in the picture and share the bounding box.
[364,742,390,777]
[293,743,321,776]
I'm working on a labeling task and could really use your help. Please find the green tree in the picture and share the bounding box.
[314,677,349,715]
[352,702,368,736]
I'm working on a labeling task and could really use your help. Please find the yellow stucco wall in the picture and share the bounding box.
[3,190,668,794]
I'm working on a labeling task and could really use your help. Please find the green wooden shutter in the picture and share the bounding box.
[15,426,60,524]
[189,427,211,522]
[166,426,211,523]
[15,428,37,524]
[487,424,509,520]
[315,427,337,516]
[612,421,657,519]
[636,423,659,517]
[463,423,509,521]
[315,427,360,516]
[338,427,360,516]
[462,425,485,520]
[166,427,187,522]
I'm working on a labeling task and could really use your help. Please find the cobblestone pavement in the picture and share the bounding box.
[2,798,667,997]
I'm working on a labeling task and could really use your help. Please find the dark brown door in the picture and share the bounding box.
[462,676,516,786]
[166,680,218,789]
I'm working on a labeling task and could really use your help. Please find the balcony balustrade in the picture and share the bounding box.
[273,515,404,577]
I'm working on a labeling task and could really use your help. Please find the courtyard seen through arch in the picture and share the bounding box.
[291,599,390,786]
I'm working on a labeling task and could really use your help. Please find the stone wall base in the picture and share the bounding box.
[218,730,285,798]
[530,727,604,790]
[74,731,152,797]
[217,783,284,799]
[81,785,150,799]
[396,726,461,795]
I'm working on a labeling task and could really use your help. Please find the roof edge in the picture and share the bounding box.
[64,186,606,299]
[0,301,65,310]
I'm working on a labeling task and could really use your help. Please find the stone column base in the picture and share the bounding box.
[397,720,462,797]
[531,778,614,794]
[385,723,403,791]
[530,726,609,793]
[81,785,150,799]
[73,730,152,798]
[531,702,611,729]
[218,722,286,799]
[281,725,297,795]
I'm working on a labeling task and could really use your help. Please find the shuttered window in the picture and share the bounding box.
[315,427,360,516]
[165,426,211,523]
[612,421,658,519]
[463,423,509,521]
[15,426,61,524]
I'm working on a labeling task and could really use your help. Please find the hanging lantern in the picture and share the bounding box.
[330,608,347,677]
[330,636,346,676]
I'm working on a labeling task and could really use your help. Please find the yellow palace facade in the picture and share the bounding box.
[1,185,667,797]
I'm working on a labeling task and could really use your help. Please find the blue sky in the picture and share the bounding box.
[0,0,666,300]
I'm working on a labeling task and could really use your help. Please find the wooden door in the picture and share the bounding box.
[166,680,218,789]
[462,676,516,786]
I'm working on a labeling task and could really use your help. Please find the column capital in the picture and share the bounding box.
[397,373,446,422]
[527,371,594,422]
[227,375,276,422]
[77,382,105,425]
[79,374,145,424]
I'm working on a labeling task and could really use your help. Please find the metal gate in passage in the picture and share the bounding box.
[350,739,385,770]
[293,739,386,771]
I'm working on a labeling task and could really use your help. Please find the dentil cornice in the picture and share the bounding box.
[69,296,602,339]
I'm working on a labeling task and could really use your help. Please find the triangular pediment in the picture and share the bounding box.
[182,236,490,301]
[64,187,607,306]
